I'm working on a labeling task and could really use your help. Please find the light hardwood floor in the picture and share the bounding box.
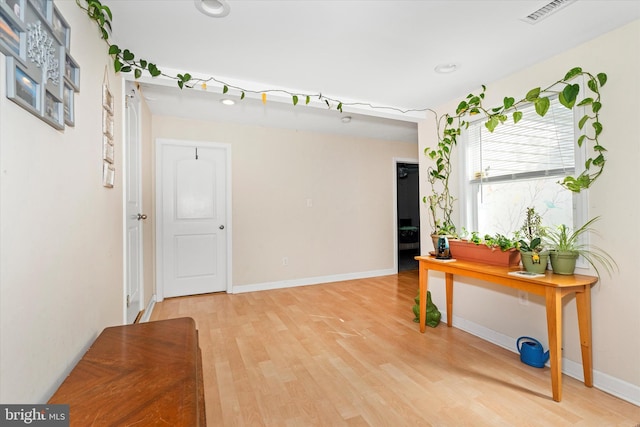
[150,271,640,426]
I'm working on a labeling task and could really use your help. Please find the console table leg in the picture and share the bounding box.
[419,264,428,333]
[446,273,453,327]
[576,286,594,387]
[546,287,563,402]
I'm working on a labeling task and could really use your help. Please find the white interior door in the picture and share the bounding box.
[125,84,144,323]
[158,141,228,298]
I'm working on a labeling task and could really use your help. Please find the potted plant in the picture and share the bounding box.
[545,216,617,277]
[447,231,521,267]
[517,207,549,274]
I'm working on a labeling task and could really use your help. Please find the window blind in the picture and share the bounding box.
[467,97,575,183]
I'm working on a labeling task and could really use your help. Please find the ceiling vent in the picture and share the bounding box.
[521,0,577,24]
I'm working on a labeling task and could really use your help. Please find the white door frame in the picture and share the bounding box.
[393,157,419,272]
[155,138,233,301]
[123,82,144,324]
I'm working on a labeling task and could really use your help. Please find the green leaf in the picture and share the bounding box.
[292,95,298,106]
[587,78,598,92]
[456,100,468,114]
[593,145,606,151]
[305,96,310,105]
[241,92,245,100]
[134,68,142,79]
[597,72,607,87]
[114,58,122,73]
[578,115,589,129]
[593,154,605,166]
[122,49,134,61]
[183,73,191,81]
[120,65,131,73]
[485,116,499,132]
[513,111,523,124]
[108,44,120,55]
[503,97,514,110]
[592,101,601,113]
[178,81,184,89]
[585,158,593,169]
[563,67,582,81]
[593,121,603,136]
[101,28,109,40]
[534,97,550,116]
[560,84,579,108]
[577,134,586,147]
[469,96,480,106]
[337,102,343,112]
[223,85,228,94]
[446,117,454,125]
[577,97,593,106]
[139,59,147,69]
[525,87,540,101]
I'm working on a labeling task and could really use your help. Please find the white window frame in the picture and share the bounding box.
[458,86,590,269]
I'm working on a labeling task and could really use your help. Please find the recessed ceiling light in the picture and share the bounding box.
[341,116,352,123]
[220,99,235,106]
[434,63,459,74]
[194,0,230,18]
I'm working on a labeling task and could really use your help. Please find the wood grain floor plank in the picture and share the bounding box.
[150,271,640,426]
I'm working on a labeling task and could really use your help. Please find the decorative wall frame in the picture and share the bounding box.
[0,1,26,59]
[101,75,114,187]
[102,161,114,188]
[48,4,68,47]
[3,0,80,131]
[62,81,73,125]
[64,51,79,91]
[6,56,40,115]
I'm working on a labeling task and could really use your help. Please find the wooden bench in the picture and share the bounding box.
[48,317,205,426]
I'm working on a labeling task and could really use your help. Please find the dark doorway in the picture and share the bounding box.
[397,162,420,271]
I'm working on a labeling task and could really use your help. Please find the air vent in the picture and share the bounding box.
[521,0,577,24]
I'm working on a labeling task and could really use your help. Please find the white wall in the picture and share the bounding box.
[0,3,124,402]
[418,20,640,402]
[152,117,418,290]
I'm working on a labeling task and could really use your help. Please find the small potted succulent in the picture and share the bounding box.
[517,207,549,274]
[545,216,617,278]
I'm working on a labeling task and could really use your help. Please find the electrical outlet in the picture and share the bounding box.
[282,257,288,266]
[518,290,529,305]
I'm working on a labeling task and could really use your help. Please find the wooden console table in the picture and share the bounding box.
[415,256,598,402]
[48,317,205,426]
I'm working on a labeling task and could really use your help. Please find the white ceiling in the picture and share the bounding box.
[106,0,640,143]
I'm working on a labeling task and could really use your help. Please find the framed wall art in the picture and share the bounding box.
[63,82,73,126]
[64,51,79,91]
[28,0,48,21]
[0,2,25,59]
[3,0,25,20]
[102,161,114,188]
[6,56,40,117]
[48,4,68,47]
[4,0,80,130]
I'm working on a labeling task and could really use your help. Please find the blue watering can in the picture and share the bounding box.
[517,336,550,368]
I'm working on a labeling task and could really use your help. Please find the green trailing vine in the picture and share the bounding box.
[77,1,609,238]
[424,67,607,234]
[76,0,427,114]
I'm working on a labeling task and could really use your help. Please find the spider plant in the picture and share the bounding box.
[545,216,617,278]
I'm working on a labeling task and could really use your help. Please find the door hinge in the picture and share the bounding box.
[126,294,130,307]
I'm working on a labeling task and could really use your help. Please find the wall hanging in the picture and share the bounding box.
[1,0,80,130]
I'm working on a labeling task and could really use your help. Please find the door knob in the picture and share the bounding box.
[219,225,225,230]
[137,213,148,220]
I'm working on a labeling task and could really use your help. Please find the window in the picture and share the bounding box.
[460,96,586,238]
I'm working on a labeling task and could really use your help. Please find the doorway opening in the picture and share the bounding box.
[396,162,420,271]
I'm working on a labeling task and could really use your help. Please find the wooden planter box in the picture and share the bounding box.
[448,239,521,267]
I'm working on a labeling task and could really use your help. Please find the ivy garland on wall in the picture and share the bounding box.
[76,0,609,216]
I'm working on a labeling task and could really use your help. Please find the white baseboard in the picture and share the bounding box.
[231,268,397,294]
[139,295,156,323]
[447,313,640,406]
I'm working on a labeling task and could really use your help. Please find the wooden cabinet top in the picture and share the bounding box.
[48,317,205,426]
